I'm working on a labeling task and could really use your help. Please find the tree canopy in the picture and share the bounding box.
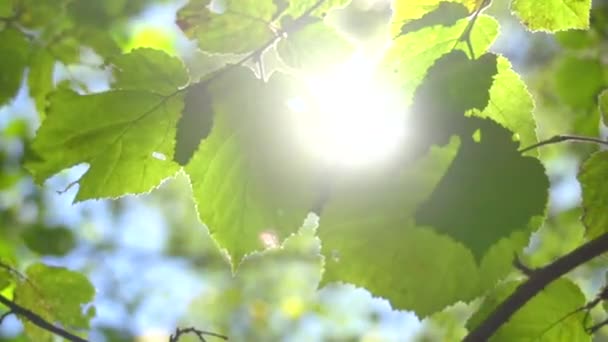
[1,0,608,341]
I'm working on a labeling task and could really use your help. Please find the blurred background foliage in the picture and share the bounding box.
[1,0,608,341]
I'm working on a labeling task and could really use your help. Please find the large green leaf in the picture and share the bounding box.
[186,69,321,264]
[0,29,30,106]
[579,150,608,239]
[382,15,498,106]
[177,0,277,54]
[468,279,590,341]
[14,263,95,341]
[27,49,186,200]
[512,0,591,31]
[469,56,538,155]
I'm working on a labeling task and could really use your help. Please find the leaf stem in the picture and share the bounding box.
[463,232,608,341]
[519,134,608,153]
[0,293,88,342]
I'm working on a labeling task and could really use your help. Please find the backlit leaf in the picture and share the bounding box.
[27,50,187,200]
[382,15,498,106]
[186,69,321,264]
[512,0,591,31]
[177,0,277,54]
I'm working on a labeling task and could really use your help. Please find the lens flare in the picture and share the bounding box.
[288,52,406,169]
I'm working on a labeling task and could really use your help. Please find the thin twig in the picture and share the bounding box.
[463,232,608,341]
[169,327,228,342]
[0,294,88,342]
[519,134,608,153]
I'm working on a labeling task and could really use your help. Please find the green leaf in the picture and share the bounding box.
[469,56,539,155]
[512,0,591,31]
[15,263,95,341]
[26,49,187,200]
[177,0,277,54]
[382,15,498,106]
[110,48,189,96]
[0,29,30,106]
[468,279,590,341]
[390,0,477,36]
[186,69,320,265]
[398,1,470,36]
[21,225,76,256]
[28,48,55,117]
[27,88,183,200]
[554,56,605,110]
[174,81,214,166]
[320,138,484,316]
[416,119,549,259]
[579,150,608,239]
[277,20,353,72]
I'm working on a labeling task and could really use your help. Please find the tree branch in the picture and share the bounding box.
[519,134,608,153]
[169,326,228,342]
[463,232,608,342]
[0,293,88,342]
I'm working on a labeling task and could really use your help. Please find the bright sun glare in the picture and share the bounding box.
[288,52,406,169]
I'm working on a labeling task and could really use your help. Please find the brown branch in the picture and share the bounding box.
[463,232,608,341]
[0,294,88,342]
[519,134,608,153]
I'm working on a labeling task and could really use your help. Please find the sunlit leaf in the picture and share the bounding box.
[382,15,498,106]
[27,50,187,200]
[15,263,95,341]
[512,0,591,31]
[469,56,539,155]
[174,81,213,166]
[186,69,321,264]
[177,0,276,54]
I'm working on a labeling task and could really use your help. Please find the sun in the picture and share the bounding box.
[287,52,407,169]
